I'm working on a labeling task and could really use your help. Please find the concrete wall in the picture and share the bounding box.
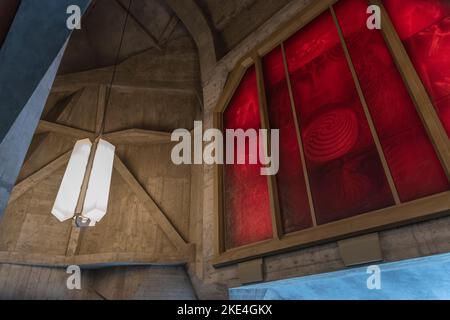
[0,264,196,300]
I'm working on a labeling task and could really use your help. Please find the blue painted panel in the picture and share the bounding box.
[230,253,450,300]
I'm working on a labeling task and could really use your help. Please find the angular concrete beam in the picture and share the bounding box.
[0,48,67,216]
[0,0,91,143]
[8,151,72,204]
[0,250,194,267]
[113,155,190,250]
[114,0,162,51]
[165,0,218,79]
[36,120,95,140]
[103,129,172,145]
[52,67,200,94]
[0,0,91,217]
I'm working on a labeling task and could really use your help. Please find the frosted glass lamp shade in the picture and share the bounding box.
[51,139,92,222]
[82,139,115,224]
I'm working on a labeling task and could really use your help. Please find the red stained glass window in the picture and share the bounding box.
[263,46,313,233]
[284,10,394,225]
[383,0,450,138]
[223,66,273,249]
[334,0,449,202]
[221,0,450,250]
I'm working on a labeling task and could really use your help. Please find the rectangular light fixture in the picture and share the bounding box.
[82,139,115,226]
[51,139,92,222]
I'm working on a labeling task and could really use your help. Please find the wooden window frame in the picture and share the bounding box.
[212,0,450,268]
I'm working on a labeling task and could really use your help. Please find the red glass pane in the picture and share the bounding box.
[284,10,394,225]
[383,0,450,137]
[334,0,449,202]
[223,66,273,248]
[263,46,313,233]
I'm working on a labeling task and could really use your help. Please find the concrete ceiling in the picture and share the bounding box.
[59,0,187,74]
[197,0,258,31]
[59,0,294,75]
[197,0,292,53]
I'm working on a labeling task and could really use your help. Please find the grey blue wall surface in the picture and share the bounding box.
[0,46,65,217]
[230,253,450,300]
[0,0,91,217]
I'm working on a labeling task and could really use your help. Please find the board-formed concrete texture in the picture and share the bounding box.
[230,253,450,300]
[0,0,450,300]
[0,265,196,300]
[0,0,202,284]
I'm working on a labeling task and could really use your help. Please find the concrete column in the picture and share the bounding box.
[0,0,90,217]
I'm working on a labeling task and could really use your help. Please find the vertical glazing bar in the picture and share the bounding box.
[281,43,318,226]
[369,0,450,180]
[330,6,401,205]
[253,53,284,239]
[214,111,225,254]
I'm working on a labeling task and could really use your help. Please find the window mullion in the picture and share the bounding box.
[214,112,225,254]
[281,43,318,227]
[330,5,401,205]
[254,54,283,239]
[369,0,450,180]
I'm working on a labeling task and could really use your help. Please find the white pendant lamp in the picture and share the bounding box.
[81,139,115,226]
[51,138,115,226]
[51,1,132,227]
[51,139,92,222]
